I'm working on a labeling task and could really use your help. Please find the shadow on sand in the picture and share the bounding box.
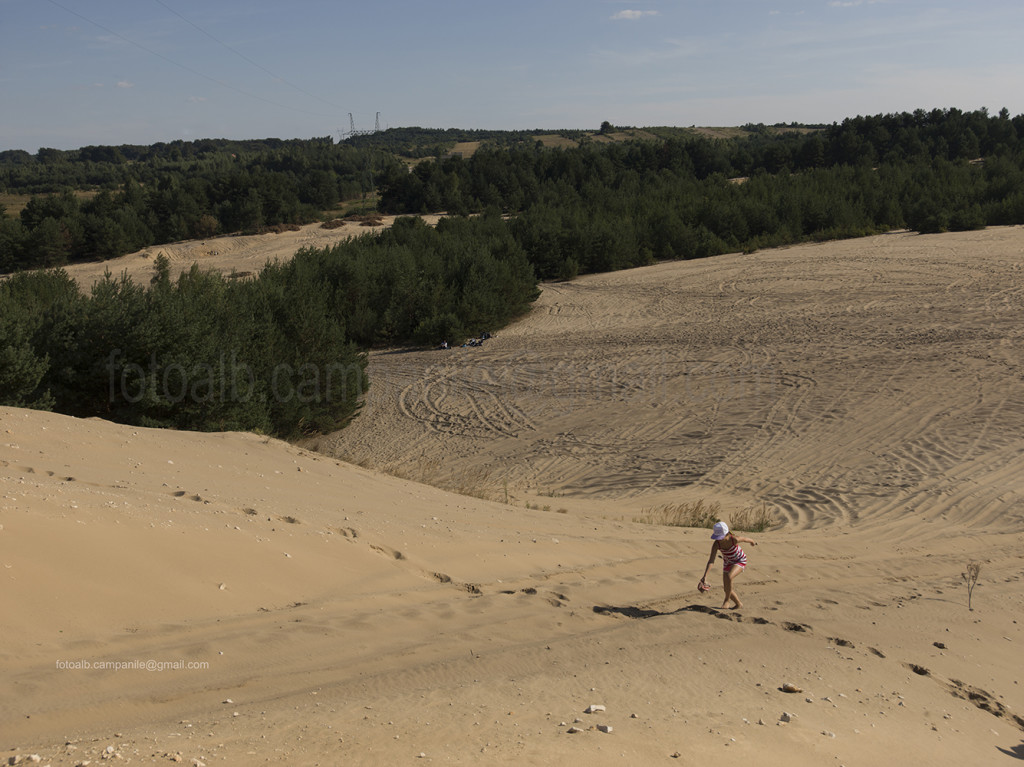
[593,603,761,622]
[996,742,1024,760]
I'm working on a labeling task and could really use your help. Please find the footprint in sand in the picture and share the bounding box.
[430,572,482,594]
[369,543,405,560]
[907,666,1024,732]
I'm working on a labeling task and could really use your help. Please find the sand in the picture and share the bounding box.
[58,216,443,289]
[3,227,1024,765]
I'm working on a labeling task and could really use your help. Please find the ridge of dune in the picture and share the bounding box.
[4,227,1024,765]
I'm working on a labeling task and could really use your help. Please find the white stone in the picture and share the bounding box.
[585,704,606,714]
[597,724,613,733]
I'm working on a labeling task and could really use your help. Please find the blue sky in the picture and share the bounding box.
[3,0,1024,152]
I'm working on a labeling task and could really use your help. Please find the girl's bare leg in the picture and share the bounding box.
[722,565,744,609]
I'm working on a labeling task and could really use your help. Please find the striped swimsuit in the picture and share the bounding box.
[719,540,747,571]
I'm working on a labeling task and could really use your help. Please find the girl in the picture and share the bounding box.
[699,521,757,609]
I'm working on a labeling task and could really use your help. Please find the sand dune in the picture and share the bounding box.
[60,216,442,288]
[3,227,1024,765]
[323,228,1024,534]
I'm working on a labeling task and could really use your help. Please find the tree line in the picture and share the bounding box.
[378,107,1024,279]
[6,108,1021,276]
[0,138,401,273]
[0,213,537,436]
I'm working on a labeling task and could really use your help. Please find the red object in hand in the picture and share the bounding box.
[698,580,710,592]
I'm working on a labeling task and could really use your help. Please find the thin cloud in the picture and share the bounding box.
[116,81,134,88]
[611,10,659,21]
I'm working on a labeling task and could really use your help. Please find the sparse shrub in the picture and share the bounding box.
[962,562,981,611]
[192,214,220,239]
[633,499,721,528]
[633,498,777,532]
[729,501,777,533]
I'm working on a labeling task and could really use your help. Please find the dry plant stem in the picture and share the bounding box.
[962,562,981,611]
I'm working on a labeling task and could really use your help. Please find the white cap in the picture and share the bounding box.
[711,521,729,540]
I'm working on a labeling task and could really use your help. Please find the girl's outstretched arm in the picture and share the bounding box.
[700,541,719,584]
[735,536,757,546]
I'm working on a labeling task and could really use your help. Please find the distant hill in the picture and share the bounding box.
[340,123,826,159]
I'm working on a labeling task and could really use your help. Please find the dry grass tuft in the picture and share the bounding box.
[389,455,496,501]
[633,499,777,532]
[633,499,721,528]
[729,501,777,533]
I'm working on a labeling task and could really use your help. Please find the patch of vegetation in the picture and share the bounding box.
[633,499,776,532]
[634,499,722,529]
[0,213,537,436]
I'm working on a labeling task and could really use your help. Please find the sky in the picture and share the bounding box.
[3,0,1024,152]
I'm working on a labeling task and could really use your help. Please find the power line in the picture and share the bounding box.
[44,0,337,119]
[150,0,346,112]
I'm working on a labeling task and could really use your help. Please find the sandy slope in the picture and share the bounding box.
[322,228,1024,533]
[3,228,1024,766]
[60,216,442,288]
